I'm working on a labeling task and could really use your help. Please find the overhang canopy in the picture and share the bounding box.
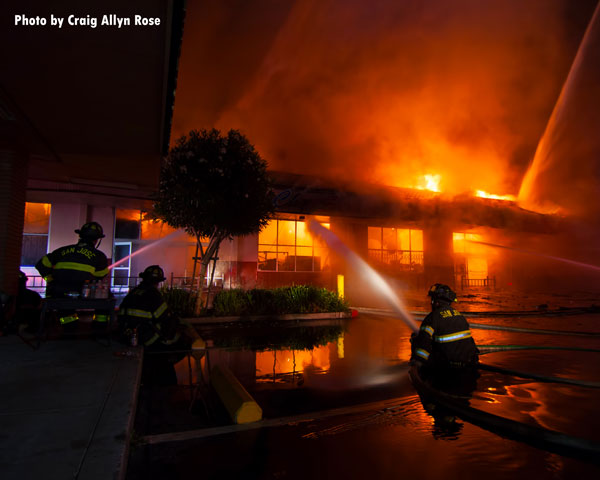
[0,0,184,199]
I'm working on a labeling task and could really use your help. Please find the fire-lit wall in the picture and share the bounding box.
[47,204,90,252]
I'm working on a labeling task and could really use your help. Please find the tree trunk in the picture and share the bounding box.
[190,239,200,287]
[194,260,209,315]
[205,244,220,309]
[193,232,222,316]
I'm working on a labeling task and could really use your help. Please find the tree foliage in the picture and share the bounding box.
[152,128,275,313]
[153,128,274,240]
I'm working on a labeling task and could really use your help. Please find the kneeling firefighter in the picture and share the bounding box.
[410,284,480,404]
[118,265,205,386]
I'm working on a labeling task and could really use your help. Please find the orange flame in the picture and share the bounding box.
[413,174,441,192]
[474,190,516,201]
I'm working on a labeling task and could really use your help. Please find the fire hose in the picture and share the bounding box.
[474,343,600,388]
[408,365,600,464]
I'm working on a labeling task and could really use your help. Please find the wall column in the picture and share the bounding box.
[0,148,28,296]
[423,223,455,289]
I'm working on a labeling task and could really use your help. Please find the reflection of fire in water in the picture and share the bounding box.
[255,346,331,378]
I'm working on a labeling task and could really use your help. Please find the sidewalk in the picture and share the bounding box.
[0,335,142,480]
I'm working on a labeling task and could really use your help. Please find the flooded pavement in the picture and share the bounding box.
[127,306,600,479]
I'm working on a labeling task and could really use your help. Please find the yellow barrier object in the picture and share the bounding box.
[211,365,263,424]
[337,274,345,299]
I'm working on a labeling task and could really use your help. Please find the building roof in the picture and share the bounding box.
[269,171,562,233]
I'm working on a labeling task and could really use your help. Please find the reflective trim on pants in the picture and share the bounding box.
[60,315,79,325]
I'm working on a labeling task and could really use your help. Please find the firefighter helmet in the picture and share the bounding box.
[428,283,457,303]
[75,222,105,239]
[139,265,166,282]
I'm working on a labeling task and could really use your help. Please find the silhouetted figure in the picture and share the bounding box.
[35,222,109,329]
[410,284,480,429]
[16,271,42,334]
[118,265,204,386]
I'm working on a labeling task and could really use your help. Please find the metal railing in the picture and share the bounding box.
[460,276,496,289]
[24,274,226,297]
[367,249,424,272]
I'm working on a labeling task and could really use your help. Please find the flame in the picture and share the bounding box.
[413,174,441,192]
[474,190,516,201]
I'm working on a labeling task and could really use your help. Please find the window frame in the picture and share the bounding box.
[367,226,424,271]
[258,216,330,272]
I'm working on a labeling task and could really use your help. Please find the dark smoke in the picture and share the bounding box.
[173,0,596,197]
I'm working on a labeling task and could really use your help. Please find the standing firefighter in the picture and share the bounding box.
[118,265,205,386]
[35,222,109,327]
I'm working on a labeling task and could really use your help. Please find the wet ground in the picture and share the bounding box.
[127,292,600,479]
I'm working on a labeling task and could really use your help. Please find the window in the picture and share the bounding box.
[258,217,330,272]
[115,209,177,240]
[115,209,140,239]
[111,242,133,293]
[453,232,488,280]
[21,203,51,266]
[368,226,423,271]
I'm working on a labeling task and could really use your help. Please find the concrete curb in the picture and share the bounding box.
[184,311,352,325]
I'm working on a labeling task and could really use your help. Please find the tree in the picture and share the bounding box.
[153,129,274,314]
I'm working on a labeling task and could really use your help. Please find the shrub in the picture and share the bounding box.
[160,286,196,317]
[212,288,251,316]
[247,288,277,315]
[201,285,349,317]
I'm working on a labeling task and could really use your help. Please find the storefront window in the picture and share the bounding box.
[21,203,51,266]
[453,232,488,280]
[367,226,424,271]
[258,217,330,272]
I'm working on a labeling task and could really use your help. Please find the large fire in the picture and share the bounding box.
[407,173,516,201]
[413,174,441,193]
[172,1,595,216]
[474,190,516,201]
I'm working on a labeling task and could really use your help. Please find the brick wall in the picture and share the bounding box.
[0,148,27,296]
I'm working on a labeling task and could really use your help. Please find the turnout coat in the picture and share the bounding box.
[411,305,479,368]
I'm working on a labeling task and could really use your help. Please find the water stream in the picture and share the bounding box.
[307,219,420,332]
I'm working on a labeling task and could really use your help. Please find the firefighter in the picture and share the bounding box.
[118,265,205,386]
[410,284,480,427]
[16,271,42,334]
[411,283,479,391]
[35,222,109,328]
[411,283,479,368]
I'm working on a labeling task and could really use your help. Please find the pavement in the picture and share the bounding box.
[0,334,142,480]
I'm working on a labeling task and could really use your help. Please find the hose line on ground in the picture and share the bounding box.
[469,322,600,337]
[478,344,600,354]
[408,366,600,463]
[476,344,600,388]
[477,362,600,388]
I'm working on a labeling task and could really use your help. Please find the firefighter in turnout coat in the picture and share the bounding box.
[35,222,109,327]
[118,265,205,386]
[411,283,479,400]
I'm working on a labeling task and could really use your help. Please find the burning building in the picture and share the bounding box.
[4,0,600,306]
